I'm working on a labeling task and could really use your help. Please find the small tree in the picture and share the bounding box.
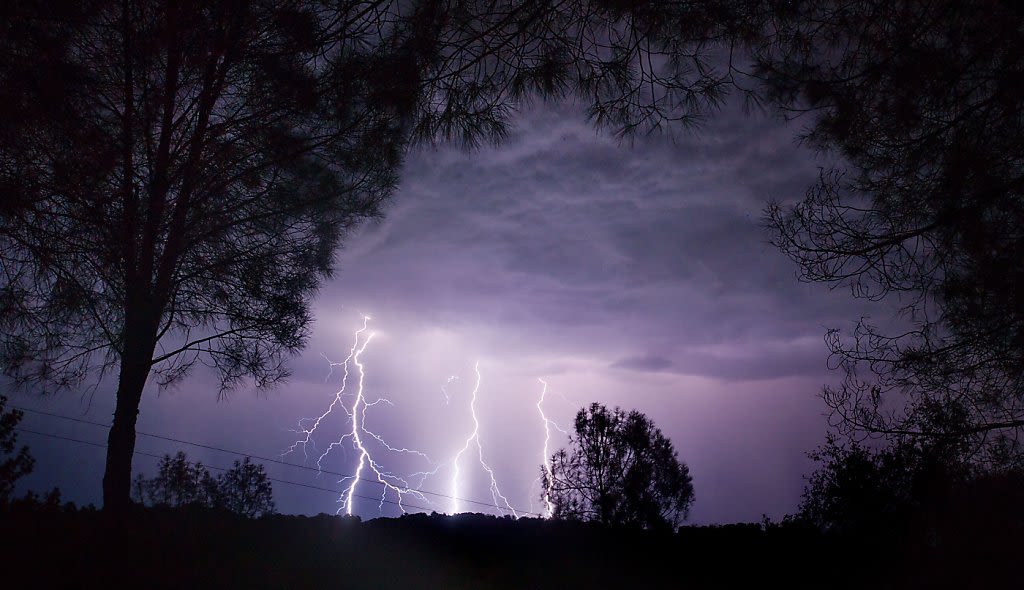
[0,395,34,504]
[543,402,694,530]
[216,457,275,518]
[133,451,217,508]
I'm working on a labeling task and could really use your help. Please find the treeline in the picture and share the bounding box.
[131,451,275,518]
[0,504,866,589]
[3,396,1020,589]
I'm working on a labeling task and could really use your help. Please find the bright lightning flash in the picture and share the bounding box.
[285,316,433,516]
[449,361,519,517]
[533,378,570,518]
[537,378,555,518]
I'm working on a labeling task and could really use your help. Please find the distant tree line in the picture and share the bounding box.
[132,451,275,518]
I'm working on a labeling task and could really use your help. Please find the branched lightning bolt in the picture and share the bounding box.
[449,361,519,517]
[284,320,370,463]
[285,315,433,516]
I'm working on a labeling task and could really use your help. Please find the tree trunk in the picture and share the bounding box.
[102,321,157,512]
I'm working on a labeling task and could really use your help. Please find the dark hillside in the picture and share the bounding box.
[4,502,1015,589]
[1,507,833,589]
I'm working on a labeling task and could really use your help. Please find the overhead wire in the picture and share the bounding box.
[13,405,542,517]
[14,426,440,513]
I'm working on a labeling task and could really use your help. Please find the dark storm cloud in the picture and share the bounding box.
[324,99,857,381]
[674,339,831,382]
[611,354,674,372]
[612,337,828,381]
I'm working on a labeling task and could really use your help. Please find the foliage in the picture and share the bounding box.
[9,487,74,513]
[133,451,218,508]
[543,402,694,530]
[215,457,276,518]
[133,451,275,518]
[760,0,1024,465]
[797,435,967,537]
[0,395,34,504]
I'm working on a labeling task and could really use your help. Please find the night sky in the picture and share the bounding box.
[12,97,878,524]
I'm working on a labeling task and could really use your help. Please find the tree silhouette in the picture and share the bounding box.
[0,395,34,504]
[543,402,694,530]
[133,451,274,517]
[215,457,275,518]
[798,435,967,537]
[0,0,754,512]
[760,0,1024,465]
[133,451,217,508]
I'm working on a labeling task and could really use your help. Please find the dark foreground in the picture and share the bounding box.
[0,504,1016,589]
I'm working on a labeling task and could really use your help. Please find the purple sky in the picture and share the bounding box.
[12,98,878,524]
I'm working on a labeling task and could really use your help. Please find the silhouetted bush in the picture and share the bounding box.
[797,435,968,538]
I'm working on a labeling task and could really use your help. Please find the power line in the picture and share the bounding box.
[16,405,532,515]
[14,427,439,514]
[13,405,541,517]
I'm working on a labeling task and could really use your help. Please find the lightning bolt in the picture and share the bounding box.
[537,378,555,518]
[285,315,433,516]
[441,375,458,405]
[283,319,371,463]
[286,317,551,519]
[535,378,570,518]
[449,361,519,517]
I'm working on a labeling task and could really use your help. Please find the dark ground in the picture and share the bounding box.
[0,504,1017,589]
